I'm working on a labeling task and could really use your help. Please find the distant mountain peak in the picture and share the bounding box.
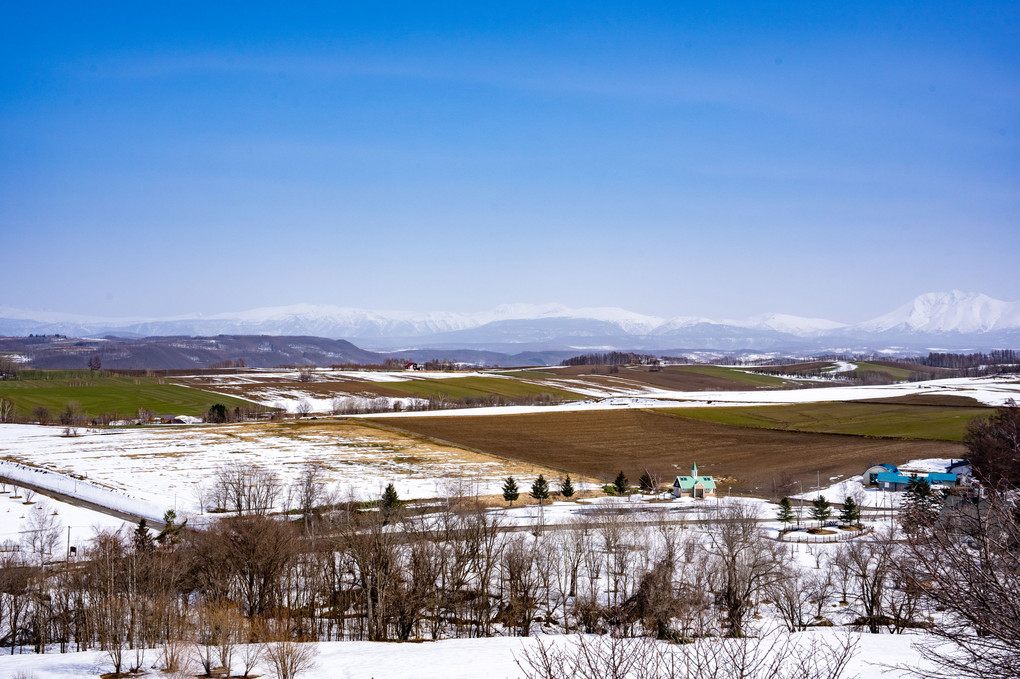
[859,291,1020,334]
[736,313,848,336]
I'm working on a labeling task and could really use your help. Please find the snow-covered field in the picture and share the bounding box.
[0,422,569,521]
[180,369,513,413]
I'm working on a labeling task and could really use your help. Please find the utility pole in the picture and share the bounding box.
[796,481,803,527]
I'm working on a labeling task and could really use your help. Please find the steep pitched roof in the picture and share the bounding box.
[672,475,717,490]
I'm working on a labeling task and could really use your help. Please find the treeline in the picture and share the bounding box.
[1,401,272,427]
[561,352,682,367]
[906,349,1019,372]
[326,358,475,371]
[327,391,570,416]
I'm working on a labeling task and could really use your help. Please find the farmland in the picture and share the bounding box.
[169,364,812,414]
[368,407,968,496]
[657,399,992,440]
[507,363,805,392]
[750,359,958,383]
[0,370,255,419]
[351,375,586,401]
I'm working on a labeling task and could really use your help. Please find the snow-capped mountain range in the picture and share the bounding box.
[1,291,1018,353]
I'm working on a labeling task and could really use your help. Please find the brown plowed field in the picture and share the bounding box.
[544,364,801,391]
[369,409,965,496]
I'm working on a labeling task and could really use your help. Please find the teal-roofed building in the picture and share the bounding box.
[863,463,962,491]
[671,462,716,499]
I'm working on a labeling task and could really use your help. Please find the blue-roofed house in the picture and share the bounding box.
[874,471,960,492]
[672,462,716,499]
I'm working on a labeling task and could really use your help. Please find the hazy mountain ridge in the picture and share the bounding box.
[2,292,1018,355]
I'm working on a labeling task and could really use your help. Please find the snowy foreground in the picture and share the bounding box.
[0,629,937,679]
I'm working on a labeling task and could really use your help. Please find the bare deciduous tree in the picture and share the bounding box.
[705,503,787,637]
[841,526,895,634]
[516,630,858,679]
[0,397,15,423]
[262,639,318,679]
[21,504,62,565]
[212,462,282,515]
[294,463,327,533]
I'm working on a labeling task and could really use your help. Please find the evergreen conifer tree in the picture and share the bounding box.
[613,471,628,496]
[381,482,401,510]
[840,496,861,527]
[810,496,832,525]
[777,497,795,528]
[902,476,941,531]
[502,476,520,506]
[530,474,550,505]
[133,518,154,553]
[156,509,185,547]
[560,475,575,498]
[638,470,655,493]
[380,483,402,524]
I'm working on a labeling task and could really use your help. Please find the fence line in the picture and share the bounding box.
[776,523,873,543]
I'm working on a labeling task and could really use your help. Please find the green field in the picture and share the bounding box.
[658,401,992,441]
[0,371,255,419]
[845,361,918,381]
[494,369,557,378]
[374,375,585,401]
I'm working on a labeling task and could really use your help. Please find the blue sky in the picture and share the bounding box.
[2,2,1017,322]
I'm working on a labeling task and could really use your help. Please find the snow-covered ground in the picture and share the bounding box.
[0,488,132,558]
[0,423,570,520]
[0,628,939,679]
[473,493,770,530]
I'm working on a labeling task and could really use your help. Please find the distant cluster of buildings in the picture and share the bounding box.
[665,459,975,501]
[862,460,971,492]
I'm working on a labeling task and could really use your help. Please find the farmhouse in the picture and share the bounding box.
[671,462,716,499]
[864,463,961,491]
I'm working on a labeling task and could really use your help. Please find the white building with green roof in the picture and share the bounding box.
[671,462,716,499]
